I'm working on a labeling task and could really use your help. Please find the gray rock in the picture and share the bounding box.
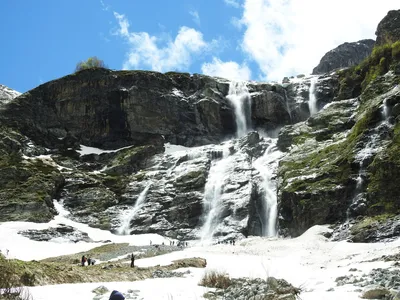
[375,10,400,45]
[312,39,374,75]
[18,224,93,243]
[361,285,390,299]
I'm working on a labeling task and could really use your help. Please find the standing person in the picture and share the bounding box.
[130,254,135,268]
[81,255,85,267]
[87,257,92,266]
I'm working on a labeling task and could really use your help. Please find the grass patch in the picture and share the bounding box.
[199,270,232,289]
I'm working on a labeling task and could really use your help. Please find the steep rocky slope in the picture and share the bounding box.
[0,9,399,243]
[312,39,375,75]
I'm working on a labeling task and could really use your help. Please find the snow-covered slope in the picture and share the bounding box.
[1,210,399,300]
[0,84,20,105]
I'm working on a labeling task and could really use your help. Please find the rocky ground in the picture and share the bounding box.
[336,267,400,299]
[203,277,301,300]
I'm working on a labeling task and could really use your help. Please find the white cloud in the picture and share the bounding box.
[100,0,110,11]
[239,0,399,81]
[114,12,210,72]
[224,0,240,8]
[201,57,251,81]
[189,10,201,26]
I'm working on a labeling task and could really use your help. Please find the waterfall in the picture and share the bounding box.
[118,183,152,235]
[283,89,292,123]
[253,140,282,237]
[199,147,231,242]
[308,77,318,116]
[382,98,390,121]
[226,81,251,138]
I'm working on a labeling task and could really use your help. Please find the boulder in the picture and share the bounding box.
[361,285,390,299]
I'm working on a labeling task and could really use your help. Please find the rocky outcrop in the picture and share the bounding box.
[312,39,374,74]
[376,10,400,45]
[18,225,93,242]
[0,127,64,222]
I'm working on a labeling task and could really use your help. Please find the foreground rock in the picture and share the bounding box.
[204,277,301,300]
[336,267,400,293]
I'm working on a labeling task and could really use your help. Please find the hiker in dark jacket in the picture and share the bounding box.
[109,290,125,300]
[130,254,135,268]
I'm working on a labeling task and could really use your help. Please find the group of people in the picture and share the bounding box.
[81,255,95,266]
[217,239,236,245]
[169,240,188,247]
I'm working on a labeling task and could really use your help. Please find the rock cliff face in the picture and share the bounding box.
[0,69,299,150]
[312,40,375,75]
[0,70,301,239]
[376,9,400,45]
[1,9,400,243]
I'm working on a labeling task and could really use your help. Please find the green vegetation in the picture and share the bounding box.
[337,41,400,99]
[367,122,400,214]
[75,56,107,72]
[0,253,205,287]
[0,255,34,299]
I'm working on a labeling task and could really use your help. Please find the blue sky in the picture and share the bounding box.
[1,0,398,92]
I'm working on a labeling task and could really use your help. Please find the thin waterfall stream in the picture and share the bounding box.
[253,140,282,237]
[308,77,318,116]
[226,81,251,138]
[199,147,231,242]
[118,182,152,235]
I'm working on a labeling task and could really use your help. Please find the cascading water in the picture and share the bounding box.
[382,98,390,121]
[308,77,318,116]
[118,183,152,235]
[226,81,251,138]
[283,89,292,123]
[253,140,282,237]
[200,147,231,242]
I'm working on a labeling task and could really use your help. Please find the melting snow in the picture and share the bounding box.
[7,220,398,300]
[76,145,134,156]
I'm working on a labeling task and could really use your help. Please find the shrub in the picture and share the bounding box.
[0,257,33,299]
[75,56,107,72]
[199,270,232,289]
[392,41,400,59]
